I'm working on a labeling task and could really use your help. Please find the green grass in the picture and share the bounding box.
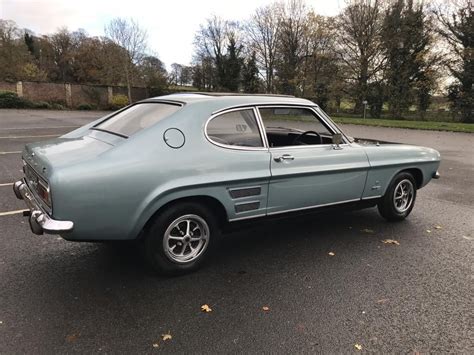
[332,117,474,133]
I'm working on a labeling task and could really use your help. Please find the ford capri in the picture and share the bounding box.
[13,93,441,274]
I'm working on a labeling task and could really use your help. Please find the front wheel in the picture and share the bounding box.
[142,202,220,275]
[378,172,417,221]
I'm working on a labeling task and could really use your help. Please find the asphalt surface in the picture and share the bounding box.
[0,109,473,354]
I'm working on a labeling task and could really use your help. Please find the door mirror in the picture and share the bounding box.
[332,133,343,145]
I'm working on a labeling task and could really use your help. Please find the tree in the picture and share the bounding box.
[336,0,385,114]
[48,28,80,82]
[194,15,229,90]
[245,2,282,92]
[435,0,473,123]
[221,33,243,91]
[139,55,168,94]
[275,0,309,95]
[300,13,340,103]
[179,66,193,86]
[0,20,30,81]
[382,0,435,118]
[192,56,215,90]
[105,18,148,102]
[242,51,260,93]
[170,63,183,86]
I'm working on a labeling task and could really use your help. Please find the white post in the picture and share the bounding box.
[16,81,23,97]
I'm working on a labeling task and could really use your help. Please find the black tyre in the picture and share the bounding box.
[378,172,417,221]
[142,202,220,275]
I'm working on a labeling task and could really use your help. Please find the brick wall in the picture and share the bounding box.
[0,82,17,92]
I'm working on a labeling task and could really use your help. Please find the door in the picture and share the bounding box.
[258,106,370,215]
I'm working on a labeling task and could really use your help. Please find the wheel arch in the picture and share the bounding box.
[398,167,423,189]
[138,195,228,239]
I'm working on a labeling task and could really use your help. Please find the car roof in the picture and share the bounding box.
[143,92,317,108]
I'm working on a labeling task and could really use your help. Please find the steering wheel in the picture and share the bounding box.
[292,130,322,145]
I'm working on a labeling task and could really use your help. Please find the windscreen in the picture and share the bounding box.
[94,103,181,137]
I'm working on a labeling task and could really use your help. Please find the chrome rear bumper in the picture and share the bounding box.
[13,179,73,235]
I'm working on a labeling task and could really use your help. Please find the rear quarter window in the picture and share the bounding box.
[95,103,181,137]
[206,109,263,148]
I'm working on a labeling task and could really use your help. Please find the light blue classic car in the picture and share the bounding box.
[14,93,440,274]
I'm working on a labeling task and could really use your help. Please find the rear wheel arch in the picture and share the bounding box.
[141,195,228,237]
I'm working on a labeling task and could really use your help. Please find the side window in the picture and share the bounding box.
[259,107,334,147]
[206,109,263,148]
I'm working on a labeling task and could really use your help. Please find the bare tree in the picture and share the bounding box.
[105,18,147,102]
[336,0,385,113]
[193,15,231,90]
[434,0,473,122]
[245,2,282,93]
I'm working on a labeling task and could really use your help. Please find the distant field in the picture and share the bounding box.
[332,117,474,133]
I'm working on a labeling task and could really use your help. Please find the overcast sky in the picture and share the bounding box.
[1,0,343,69]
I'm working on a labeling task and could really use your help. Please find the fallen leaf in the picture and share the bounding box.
[355,344,362,350]
[462,235,473,241]
[262,306,270,311]
[376,298,389,304]
[426,230,431,233]
[382,239,400,245]
[66,334,78,343]
[360,228,374,234]
[201,304,212,312]
[435,225,442,230]
[328,252,335,256]
[152,343,159,348]
[161,332,172,341]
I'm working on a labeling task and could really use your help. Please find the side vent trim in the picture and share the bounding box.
[229,186,261,199]
[235,201,260,213]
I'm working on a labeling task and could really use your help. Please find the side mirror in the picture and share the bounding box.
[332,133,343,145]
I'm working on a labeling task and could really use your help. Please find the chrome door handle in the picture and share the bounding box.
[274,154,295,162]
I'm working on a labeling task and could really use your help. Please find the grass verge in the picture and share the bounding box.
[332,117,474,133]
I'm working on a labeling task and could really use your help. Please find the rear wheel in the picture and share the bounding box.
[142,202,220,275]
[378,172,417,221]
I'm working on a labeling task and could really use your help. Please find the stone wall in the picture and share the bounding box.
[0,81,151,109]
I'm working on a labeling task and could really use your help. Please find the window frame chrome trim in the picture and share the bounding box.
[254,105,350,150]
[211,102,316,115]
[204,106,269,151]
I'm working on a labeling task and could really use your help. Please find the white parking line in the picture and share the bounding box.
[0,134,59,139]
[0,209,28,217]
[0,183,13,187]
[0,151,21,155]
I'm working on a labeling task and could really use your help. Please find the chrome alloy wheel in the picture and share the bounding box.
[163,214,210,263]
[393,179,415,213]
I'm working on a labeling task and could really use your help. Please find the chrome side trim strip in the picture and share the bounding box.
[266,198,361,216]
[229,213,267,222]
[361,195,382,200]
[229,198,365,221]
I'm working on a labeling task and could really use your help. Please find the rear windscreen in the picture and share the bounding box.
[94,103,181,137]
